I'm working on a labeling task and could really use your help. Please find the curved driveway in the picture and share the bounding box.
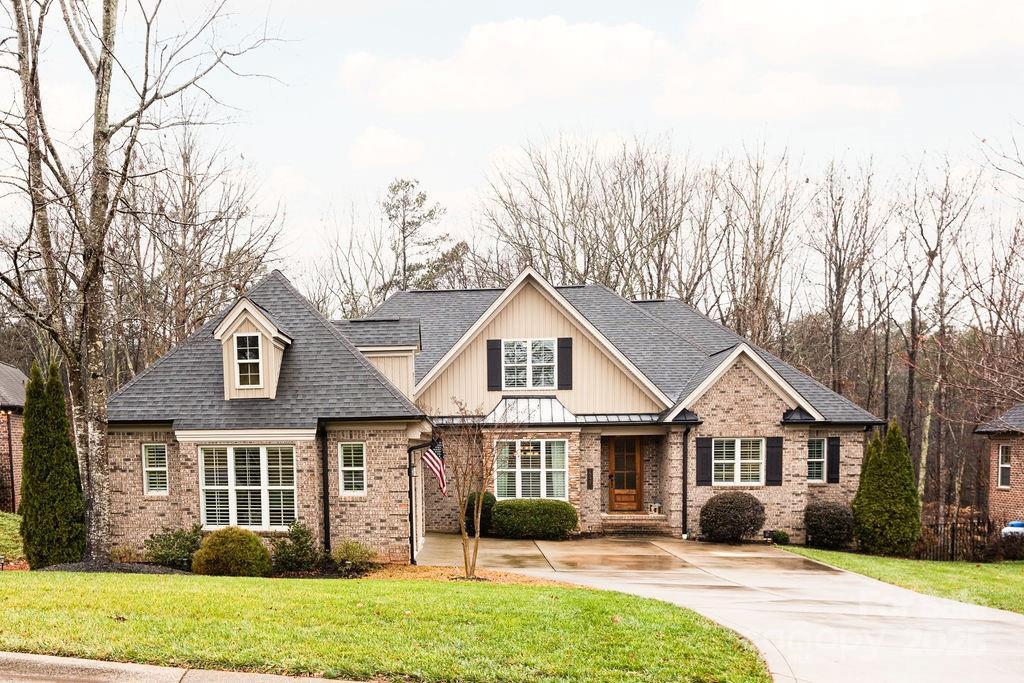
[418,534,1024,683]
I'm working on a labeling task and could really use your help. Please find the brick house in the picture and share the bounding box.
[976,404,1024,524]
[0,362,27,514]
[107,267,880,561]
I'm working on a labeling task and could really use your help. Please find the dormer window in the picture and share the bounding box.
[502,338,556,390]
[235,334,263,388]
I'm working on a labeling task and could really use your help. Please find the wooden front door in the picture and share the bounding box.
[609,437,642,511]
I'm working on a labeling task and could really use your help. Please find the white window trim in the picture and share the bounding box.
[807,438,826,484]
[998,445,1012,489]
[712,437,766,486]
[501,338,557,391]
[233,332,264,389]
[339,442,367,496]
[493,438,569,501]
[198,445,297,531]
[142,443,169,496]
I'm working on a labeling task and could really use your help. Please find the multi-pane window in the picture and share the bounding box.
[142,443,168,495]
[199,445,296,530]
[495,439,568,499]
[999,445,1012,488]
[502,339,556,389]
[712,438,765,485]
[807,438,826,483]
[339,442,366,495]
[235,334,262,387]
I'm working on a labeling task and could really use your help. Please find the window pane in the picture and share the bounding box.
[531,339,554,363]
[234,447,262,487]
[203,490,229,526]
[503,340,526,363]
[740,461,761,483]
[343,469,365,492]
[713,439,735,460]
[614,472,626,488]
[531,364,555,388]
[236,335,260,360]
[267,447,294,487]
[504,366,527,388]
[236,489,263,526]
[144,444,167,469]
[1000,468,1011,487]
[808,460,824,481]
[145,470,168,493]
[546,471,566,498]
[808,439,824,460]
[341,443,365,469]
[269,490,296,526]
[740,439,762,461]
[545,441,566,469]
[496,471,516,498]
[496,442,516,469]
[521,471,541,497]
[713,461,735,483]
[202,448,228,486]
[520,441,541,469]
[238,362,261,386]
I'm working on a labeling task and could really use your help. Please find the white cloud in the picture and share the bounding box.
[340,16,671,113]
[348,126,424,169]
[690,0,1024,69]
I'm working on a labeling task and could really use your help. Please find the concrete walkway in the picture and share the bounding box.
[0,651,340,682]
[418,533,1024,683]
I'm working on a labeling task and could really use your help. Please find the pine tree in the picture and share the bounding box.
[19,363,86,568]
[852,421,921,556]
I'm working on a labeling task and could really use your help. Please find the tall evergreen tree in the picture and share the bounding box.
[852,422,921,556]
[19,363,86,568]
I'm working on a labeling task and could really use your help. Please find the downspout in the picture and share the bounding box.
[681,426,691,537]
[319,422,331,553]
[5,412,14,513]
[407,439,436,565]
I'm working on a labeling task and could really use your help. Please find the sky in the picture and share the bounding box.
[32,0,1024,269]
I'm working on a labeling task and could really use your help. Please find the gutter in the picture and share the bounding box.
[681,426,690,536]
[5,411,13,513]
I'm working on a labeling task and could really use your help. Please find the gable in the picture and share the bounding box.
[689,357,794,431]
[417,279,664,415]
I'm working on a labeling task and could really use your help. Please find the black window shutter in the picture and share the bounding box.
[486,339,501,391]
[826,436,841,484]
[557,337,572,390]
[696,438,712,486]
[766,437,783,486]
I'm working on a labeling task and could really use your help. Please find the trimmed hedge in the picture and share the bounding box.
[491,499,578,540]
[144,524,202,571]
[699,492,765,543]
[852,423,920,556]
[805,501,854,549]
[192,527,271,577]
[465,492,497,536]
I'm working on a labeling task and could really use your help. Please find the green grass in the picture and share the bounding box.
[0,512,23,562]
[0,572,768,682]
[786,546,1024,614]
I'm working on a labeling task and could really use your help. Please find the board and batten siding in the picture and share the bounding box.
[416,281,664,415]
[220,317,286,400]
[364,351,415,398]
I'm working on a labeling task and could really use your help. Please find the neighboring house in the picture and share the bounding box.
[106,267,880,561]
[0,362,27,514]
[976,404,1024,523]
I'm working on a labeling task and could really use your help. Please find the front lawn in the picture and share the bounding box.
[0,512,23,562]
[786,546,1024,615]
[0,571,768,682]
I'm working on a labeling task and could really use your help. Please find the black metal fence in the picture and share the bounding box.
[914,514,998,562]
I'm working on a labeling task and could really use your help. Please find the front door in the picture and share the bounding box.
[609,437,642,511]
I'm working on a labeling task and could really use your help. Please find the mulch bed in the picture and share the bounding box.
[38,560,189,574]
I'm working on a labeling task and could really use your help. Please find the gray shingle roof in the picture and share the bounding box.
[977,404,1024,434]
[333,318,421,348]
[108,271,421,429]
[0,362,27,408]
[369,283,880,425]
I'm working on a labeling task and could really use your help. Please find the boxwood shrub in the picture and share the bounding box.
[491,499,578,540]
[144,524,202,571]
[805,501,855,549]
[192,527,271,577]
[699,491,765,542]
[465,492,497,536]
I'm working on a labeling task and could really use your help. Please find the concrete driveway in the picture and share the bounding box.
[418,533,1024,683]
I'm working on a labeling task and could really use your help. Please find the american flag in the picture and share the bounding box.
[422,441,448,497]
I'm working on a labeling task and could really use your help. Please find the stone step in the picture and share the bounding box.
[600,513,671,535]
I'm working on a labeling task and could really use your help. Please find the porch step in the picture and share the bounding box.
[600,512,671,536]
